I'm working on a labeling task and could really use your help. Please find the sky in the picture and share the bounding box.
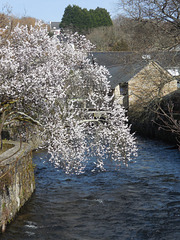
[0,0,119,23]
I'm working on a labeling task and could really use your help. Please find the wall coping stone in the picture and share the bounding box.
[0,141,32,166]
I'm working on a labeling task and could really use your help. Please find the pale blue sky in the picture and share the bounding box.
[0,0,119,23]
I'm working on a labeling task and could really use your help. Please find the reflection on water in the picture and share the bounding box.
[1,137,180,240]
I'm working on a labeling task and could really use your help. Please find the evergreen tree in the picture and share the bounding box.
[93,7,113,28]
[60,5,113,34]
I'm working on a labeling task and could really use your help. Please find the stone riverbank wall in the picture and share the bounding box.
[129,90,180,146]
[0,141,35,233]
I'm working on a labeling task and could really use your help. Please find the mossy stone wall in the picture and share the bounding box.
[0,141,35,233]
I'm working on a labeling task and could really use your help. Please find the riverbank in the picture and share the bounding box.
[0,141,35,233]
[129,89,180,147]
[130,118,178,146]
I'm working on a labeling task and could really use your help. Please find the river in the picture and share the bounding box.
[1,137,180,240]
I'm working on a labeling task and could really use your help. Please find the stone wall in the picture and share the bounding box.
[129,89,180,146]
[0,141,35,233]
[128,61,177,110]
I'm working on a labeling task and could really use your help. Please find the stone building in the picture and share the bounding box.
[91,51,179,110]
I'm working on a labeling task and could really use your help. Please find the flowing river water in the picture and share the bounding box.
[1,137,180,240]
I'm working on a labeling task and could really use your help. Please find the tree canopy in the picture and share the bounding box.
[60,5,113,34]
[0,22,137,174]
[118,0,180,39]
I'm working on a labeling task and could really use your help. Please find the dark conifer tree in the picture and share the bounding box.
[60,5,113,34]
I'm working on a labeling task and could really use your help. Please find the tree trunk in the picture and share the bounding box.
[0,111,6,150]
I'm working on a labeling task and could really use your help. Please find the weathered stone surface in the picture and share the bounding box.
[129,89,180,145]
[0,141,35,233]
[128,61,177,110]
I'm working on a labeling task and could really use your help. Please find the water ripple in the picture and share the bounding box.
[1,137,180,240]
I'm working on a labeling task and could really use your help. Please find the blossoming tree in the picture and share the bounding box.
[0,22,137,174]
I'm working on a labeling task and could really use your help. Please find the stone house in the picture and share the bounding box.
[110,61,177,110]
[91,52,179,110]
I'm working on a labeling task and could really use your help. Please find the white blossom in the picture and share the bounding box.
[0,22,138,174]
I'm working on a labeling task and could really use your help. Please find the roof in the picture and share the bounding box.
[90,51,180,89]
[90,51,140,67]
[91,51,180,68]
[108,62,146,88]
